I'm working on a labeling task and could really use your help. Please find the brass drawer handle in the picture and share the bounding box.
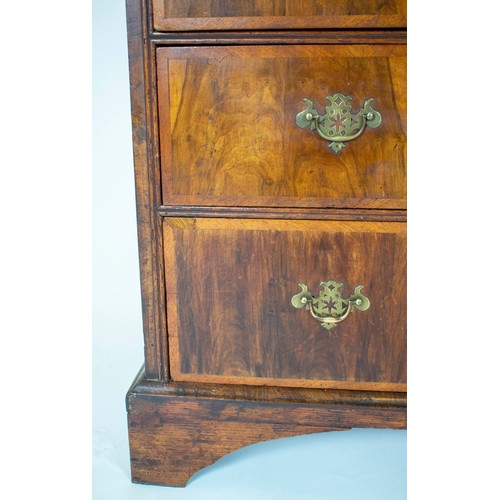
[291,280,370,330]
[295,93,382,153]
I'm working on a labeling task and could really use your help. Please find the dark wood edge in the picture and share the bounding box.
[157,206,407,222]
[146,1,170,381]
[159,197,407,210]
[126,363,148,402]
[153,16,407,32]
[127,365,407,409]
[148,29,406,45]
[126,0,168,380]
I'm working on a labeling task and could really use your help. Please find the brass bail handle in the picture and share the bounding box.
[295,93,382,153]
[291,280,370,330]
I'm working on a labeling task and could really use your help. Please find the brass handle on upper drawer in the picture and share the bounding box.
[291,280,370,330]
[295,93,382,153]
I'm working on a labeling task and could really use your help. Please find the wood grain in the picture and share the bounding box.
[126,0,169,379]
[133,372,407,407]
[152,0,407,31]
[163,218,406,391]
[157,45,406,209]
[126,0,407,488]
[149,30,407,46]
[157,205,408,222]
[127,368,406,487]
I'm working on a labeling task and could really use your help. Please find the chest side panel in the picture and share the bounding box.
[152,0,407,30]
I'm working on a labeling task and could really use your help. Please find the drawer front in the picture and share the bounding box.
[152,0,407,31]
[157,45,406,209]
[164,218,406,391]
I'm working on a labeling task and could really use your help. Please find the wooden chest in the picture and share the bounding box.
[126,0,407,487]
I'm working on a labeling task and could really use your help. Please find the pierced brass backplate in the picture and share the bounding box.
[291,280,370,330]
[295,93,382,153]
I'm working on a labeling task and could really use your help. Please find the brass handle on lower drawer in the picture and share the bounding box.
[291,280,370,330]
[295,93,382,153]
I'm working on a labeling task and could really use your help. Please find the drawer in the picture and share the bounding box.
[163,218,406,391]
[157,45,406,209]
[152,0,407,31]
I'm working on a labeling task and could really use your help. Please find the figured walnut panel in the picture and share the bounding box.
[163,218,406,391]
[125,0,167,379]
[157,45,406,209]
[152,0,407,31]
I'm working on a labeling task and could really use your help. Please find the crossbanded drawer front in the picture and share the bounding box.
[163,218,406,392]
[152,0,407,31]
[157,45,406,209]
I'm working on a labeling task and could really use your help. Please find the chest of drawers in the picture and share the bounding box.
[126,0,407,487]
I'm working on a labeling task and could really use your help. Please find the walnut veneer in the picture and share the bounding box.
[125,0,407,487]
